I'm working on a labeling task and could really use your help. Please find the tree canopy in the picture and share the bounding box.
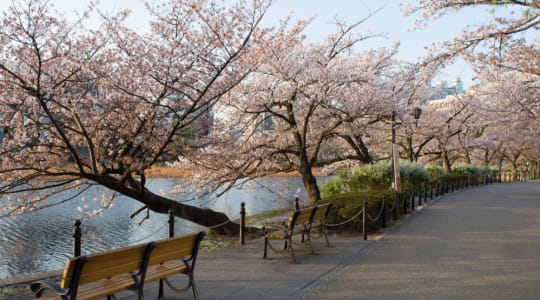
[1,0,538,231]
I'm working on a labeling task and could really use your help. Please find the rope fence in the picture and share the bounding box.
[207,213,241,229]
[69,173,514,256]
[386,195,397,214]
[367,197,385,222]
[326,207,364,227]
[128,222,169,244]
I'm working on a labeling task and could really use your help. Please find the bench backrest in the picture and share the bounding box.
[286,206,318,229]
[312,203,333,223]
[60,242,153,289]
[148,231,206,266]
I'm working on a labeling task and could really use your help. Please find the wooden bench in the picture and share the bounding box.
[30,231,205,300]
[308,202,333,246]
[144,231,205,300]
[263,206,318,263]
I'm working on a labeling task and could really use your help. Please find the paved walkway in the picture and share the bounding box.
[10,181,540,299]
[307,181,540,300]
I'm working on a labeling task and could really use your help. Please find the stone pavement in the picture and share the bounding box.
[308,181,540,300]
[10,181,540,299]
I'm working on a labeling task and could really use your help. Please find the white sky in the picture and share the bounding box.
[0,0,525,88]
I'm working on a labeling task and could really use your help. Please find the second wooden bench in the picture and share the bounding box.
[263,202,333,263]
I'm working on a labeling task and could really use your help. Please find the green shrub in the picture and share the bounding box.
[321,161,432,198]
[400,162,431,189]
[426,165,445,182]
[350,161,392,191]
[452,164,483,177]
[480,166,499,177]
[320,175,347,197]
[320,162,392,197]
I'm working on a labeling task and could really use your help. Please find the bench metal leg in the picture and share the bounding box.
[158,279,165,299]
[263,237,268,258]
[288,239,297,263]
[323,227,330,246]
[191,277,200,300]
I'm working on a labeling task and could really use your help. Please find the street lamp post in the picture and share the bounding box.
[391,110,399,220]
[391,107,422,220]
[413,107,422,127]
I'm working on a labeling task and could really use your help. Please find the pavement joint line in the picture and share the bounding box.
[291,240,378,300]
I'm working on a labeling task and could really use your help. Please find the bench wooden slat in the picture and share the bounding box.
[61,242,150,288]
[145,260,187,282]
[294,207,316,225]
[70,275,135,299]
[35,273,139,300]
[312,203,332,222]
[148,234,198,265]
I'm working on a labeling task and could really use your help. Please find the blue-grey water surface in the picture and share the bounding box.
[0,177,312,280]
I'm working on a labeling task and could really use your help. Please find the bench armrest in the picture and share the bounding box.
[30,280,68,300]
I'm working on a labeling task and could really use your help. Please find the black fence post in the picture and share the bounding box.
[73,219,82,257]
[362,200,368,240]
[382,195,387,228]
[240,202,246,245]
[393,192,398,221]
[295,197,300,210]
[402,192,408,215]
[411,190,415,211]
[168,209,175,238]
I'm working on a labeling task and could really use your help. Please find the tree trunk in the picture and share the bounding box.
[406,136,414,162]
[89,174,241,235]
[301,169,321,205]
[442,149,451,173]
[464,148,471,164]
[142,192,240,235]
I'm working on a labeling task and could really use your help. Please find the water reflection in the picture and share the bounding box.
[0,177,316,280]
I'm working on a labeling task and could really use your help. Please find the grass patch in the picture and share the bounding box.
[145,166,193,178]
[244,207,291,228]
[0,285,30,298]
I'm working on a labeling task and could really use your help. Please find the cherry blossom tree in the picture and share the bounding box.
[467,69,540,170]
[405,0,539,171]
[403,0,539,76]
[177,19,398,205]
[419,95,476,171]
[381,61,438,163]
[0,0,299,234]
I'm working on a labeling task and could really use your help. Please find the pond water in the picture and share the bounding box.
[0,177,318,280]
